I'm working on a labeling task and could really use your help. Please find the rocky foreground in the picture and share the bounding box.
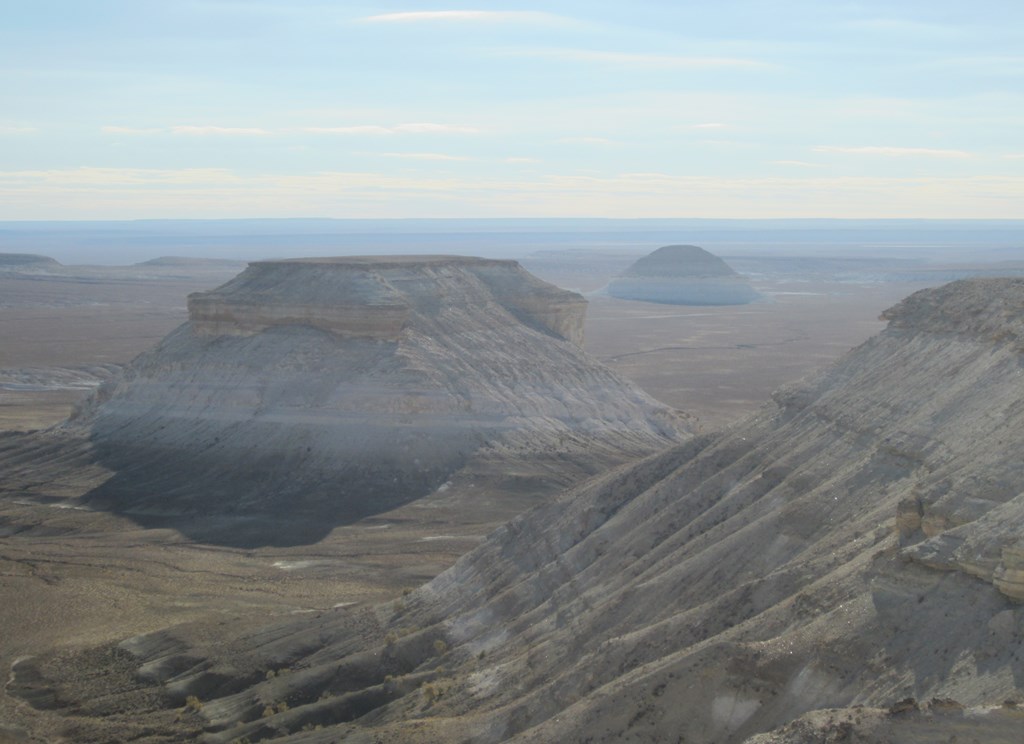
[10,278,1024,742]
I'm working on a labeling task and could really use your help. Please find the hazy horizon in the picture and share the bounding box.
[2,217,1022,265]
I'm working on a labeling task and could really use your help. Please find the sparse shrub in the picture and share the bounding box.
[275,701,289,714]
[265,669,277,680]
[183,695,203,713]
[262,706,275,718]
[402,588,412,596]
[384,631,399,645]
[433,639,448,655]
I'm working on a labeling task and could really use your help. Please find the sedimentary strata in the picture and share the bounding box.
[49,256,686,542]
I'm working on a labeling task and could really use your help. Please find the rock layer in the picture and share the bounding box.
[607,245,761,305]
[63,256,686,542]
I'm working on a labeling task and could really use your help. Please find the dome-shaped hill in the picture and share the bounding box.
[623,244,739,278]
[608,244,761,305]
[0,252,60,268]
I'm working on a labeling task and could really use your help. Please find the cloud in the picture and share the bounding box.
[769,160,823,168]
[0,125,36,135]
[505,157,541,163]
[361,10,571,25]
[172,125,272,136]
[302,123,479,135]
[102,126,164,135]
[690,123,729,130]
[507,48,771,70]
[559,137,615,145]
[376,152,472,161]
[813,145,972,159]
[846,18,960,37]
[3,167,1024,219]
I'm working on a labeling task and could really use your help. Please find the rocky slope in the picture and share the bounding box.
[607,245,762,305]
[11,277,1024,743]
[31,256,687,544]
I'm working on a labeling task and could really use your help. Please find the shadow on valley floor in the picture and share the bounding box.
[79,437,462,548]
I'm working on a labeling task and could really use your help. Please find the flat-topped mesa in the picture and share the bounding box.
[72,255,685,541]
[187,255,588,345]
[608,244,761,305]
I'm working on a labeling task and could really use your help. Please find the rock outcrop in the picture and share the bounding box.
[606,244,761,305]
[61,255,686,543]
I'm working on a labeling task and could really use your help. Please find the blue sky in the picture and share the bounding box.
[2,1,1022,219]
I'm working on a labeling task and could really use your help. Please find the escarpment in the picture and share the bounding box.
[21,278,1024,743]
[57,255,686,544]
[187,256,587,344]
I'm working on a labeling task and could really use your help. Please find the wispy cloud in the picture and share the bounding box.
[769,160,823,168]
[361,11,571,25]
[102,126,163,135]
[926,55,1024,76]
[376,152,472,161]
[0,125,36,135]
[813,145,972,159]
[172,125,271,136]
[103,125,272,136]
[301,123,479,135]
[3,167,1023,219]
[507,48,771,70]
[559,137,615,145]
[505,157,541,163]
[690,123,729,130]
[846,18,960,37]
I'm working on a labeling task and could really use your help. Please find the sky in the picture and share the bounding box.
[1,0,1023,220]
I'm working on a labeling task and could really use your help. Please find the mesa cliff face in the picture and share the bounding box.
[25,277,1024,743]
[186,256,587,344]
[65,256,685,541]
[607,245,762,305]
